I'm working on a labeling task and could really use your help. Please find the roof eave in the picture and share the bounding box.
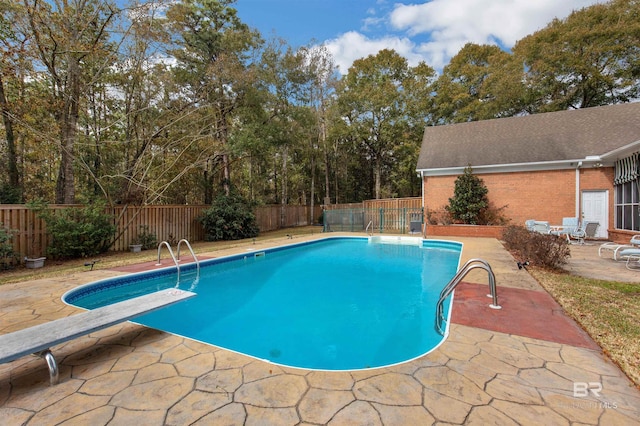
[599,140,640,162]
[416,158,612,176]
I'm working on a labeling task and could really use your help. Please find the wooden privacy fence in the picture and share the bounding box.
[111,205,206,252]
[323,197,422,211]
[0,204,322,260]
[363,197,422,210]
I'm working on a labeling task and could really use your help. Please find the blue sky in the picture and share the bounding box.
[234,0,607,74]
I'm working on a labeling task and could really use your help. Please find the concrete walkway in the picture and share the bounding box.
[0,235,639,425]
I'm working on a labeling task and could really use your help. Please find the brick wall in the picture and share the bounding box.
[423,167,614,230]
[425,224,505,238]
[608,229,639,244]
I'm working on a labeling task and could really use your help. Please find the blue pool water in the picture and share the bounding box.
[64,237,461,370]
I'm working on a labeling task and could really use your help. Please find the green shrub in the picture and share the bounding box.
[0,183,21,203]
[199,194,259,241]
[0,223,18,270]
[134,225,157,250]
[31,202,116,259]
[446,165,488,225]
[502,225,570,269]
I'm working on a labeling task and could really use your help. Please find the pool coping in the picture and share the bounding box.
[63,235,463,372]
[1,233,639,424]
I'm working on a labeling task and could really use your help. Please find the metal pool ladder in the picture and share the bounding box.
[435,258,501,335]
[177,239,200,275]
[366,220,373,236]
[156,239,200,284]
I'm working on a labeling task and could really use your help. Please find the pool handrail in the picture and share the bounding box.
[365,220,373,236]
[177,239,200,278]
[157,241,181,282]
[435,258,501,335]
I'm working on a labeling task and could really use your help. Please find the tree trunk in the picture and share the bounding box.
[374,157,382,199]
[281,148,288,204]
[204,161,213,204]
[310,150,315,224]
[218,116,231,196]
[321,116,331,205]
[55,56,80,204]
[222,153,231,196]
[0,73,20,199]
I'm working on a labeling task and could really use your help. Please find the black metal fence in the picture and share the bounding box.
[323,208,424,234]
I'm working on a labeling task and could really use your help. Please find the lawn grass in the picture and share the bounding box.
[0,226,323,286]
[530,268,640,387]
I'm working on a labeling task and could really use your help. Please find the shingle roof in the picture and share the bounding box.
[416,102,640,172]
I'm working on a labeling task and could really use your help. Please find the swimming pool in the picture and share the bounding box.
[64,237,462,370]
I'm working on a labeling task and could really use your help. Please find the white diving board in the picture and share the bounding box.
[0,288,196,385]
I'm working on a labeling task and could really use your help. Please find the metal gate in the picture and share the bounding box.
[323,208,424,234]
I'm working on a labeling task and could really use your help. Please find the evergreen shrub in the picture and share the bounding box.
[0,223,18,269]
[446,165,488,225]
[134,225,157,250]
[31,202,116,259]
[199,194,259,241]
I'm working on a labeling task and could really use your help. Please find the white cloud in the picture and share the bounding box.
[323,31,425,74]
[323,0,607,73]
[389,0,607,69]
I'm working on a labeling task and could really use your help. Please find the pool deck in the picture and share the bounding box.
[1,234,639,425]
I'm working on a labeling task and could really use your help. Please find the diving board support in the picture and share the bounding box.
[0,289,196,385]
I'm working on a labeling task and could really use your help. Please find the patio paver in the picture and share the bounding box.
[1,234,639,425]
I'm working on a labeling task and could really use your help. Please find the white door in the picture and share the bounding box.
[582,190,608,238]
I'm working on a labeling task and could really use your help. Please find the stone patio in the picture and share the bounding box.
[1,235,639,425]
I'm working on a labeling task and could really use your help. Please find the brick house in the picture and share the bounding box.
[416,102,640,243]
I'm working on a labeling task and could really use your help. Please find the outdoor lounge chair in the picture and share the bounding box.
[618,248,640,270]
[599,234,640,260]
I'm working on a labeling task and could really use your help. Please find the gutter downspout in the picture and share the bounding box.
[576,161,582,219]
[420,170,426,236]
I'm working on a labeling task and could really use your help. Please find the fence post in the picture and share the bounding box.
[379,208,383,234]
[402,208,406,234]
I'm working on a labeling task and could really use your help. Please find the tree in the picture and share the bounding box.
[513,0,640,111]
[433,43,526,124]
[446,166,488,225]
[23,0,118,204]
[0,1,24,202]
[336,49,434,199]
[302,45,338,208]
[166,0,261,197]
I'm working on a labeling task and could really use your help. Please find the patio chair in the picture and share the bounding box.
[531,221,550,234]
[567,221,599,245]
[549,217,579,239]
[584,222,600,238]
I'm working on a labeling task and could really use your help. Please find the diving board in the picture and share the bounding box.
[0,288,196,385]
